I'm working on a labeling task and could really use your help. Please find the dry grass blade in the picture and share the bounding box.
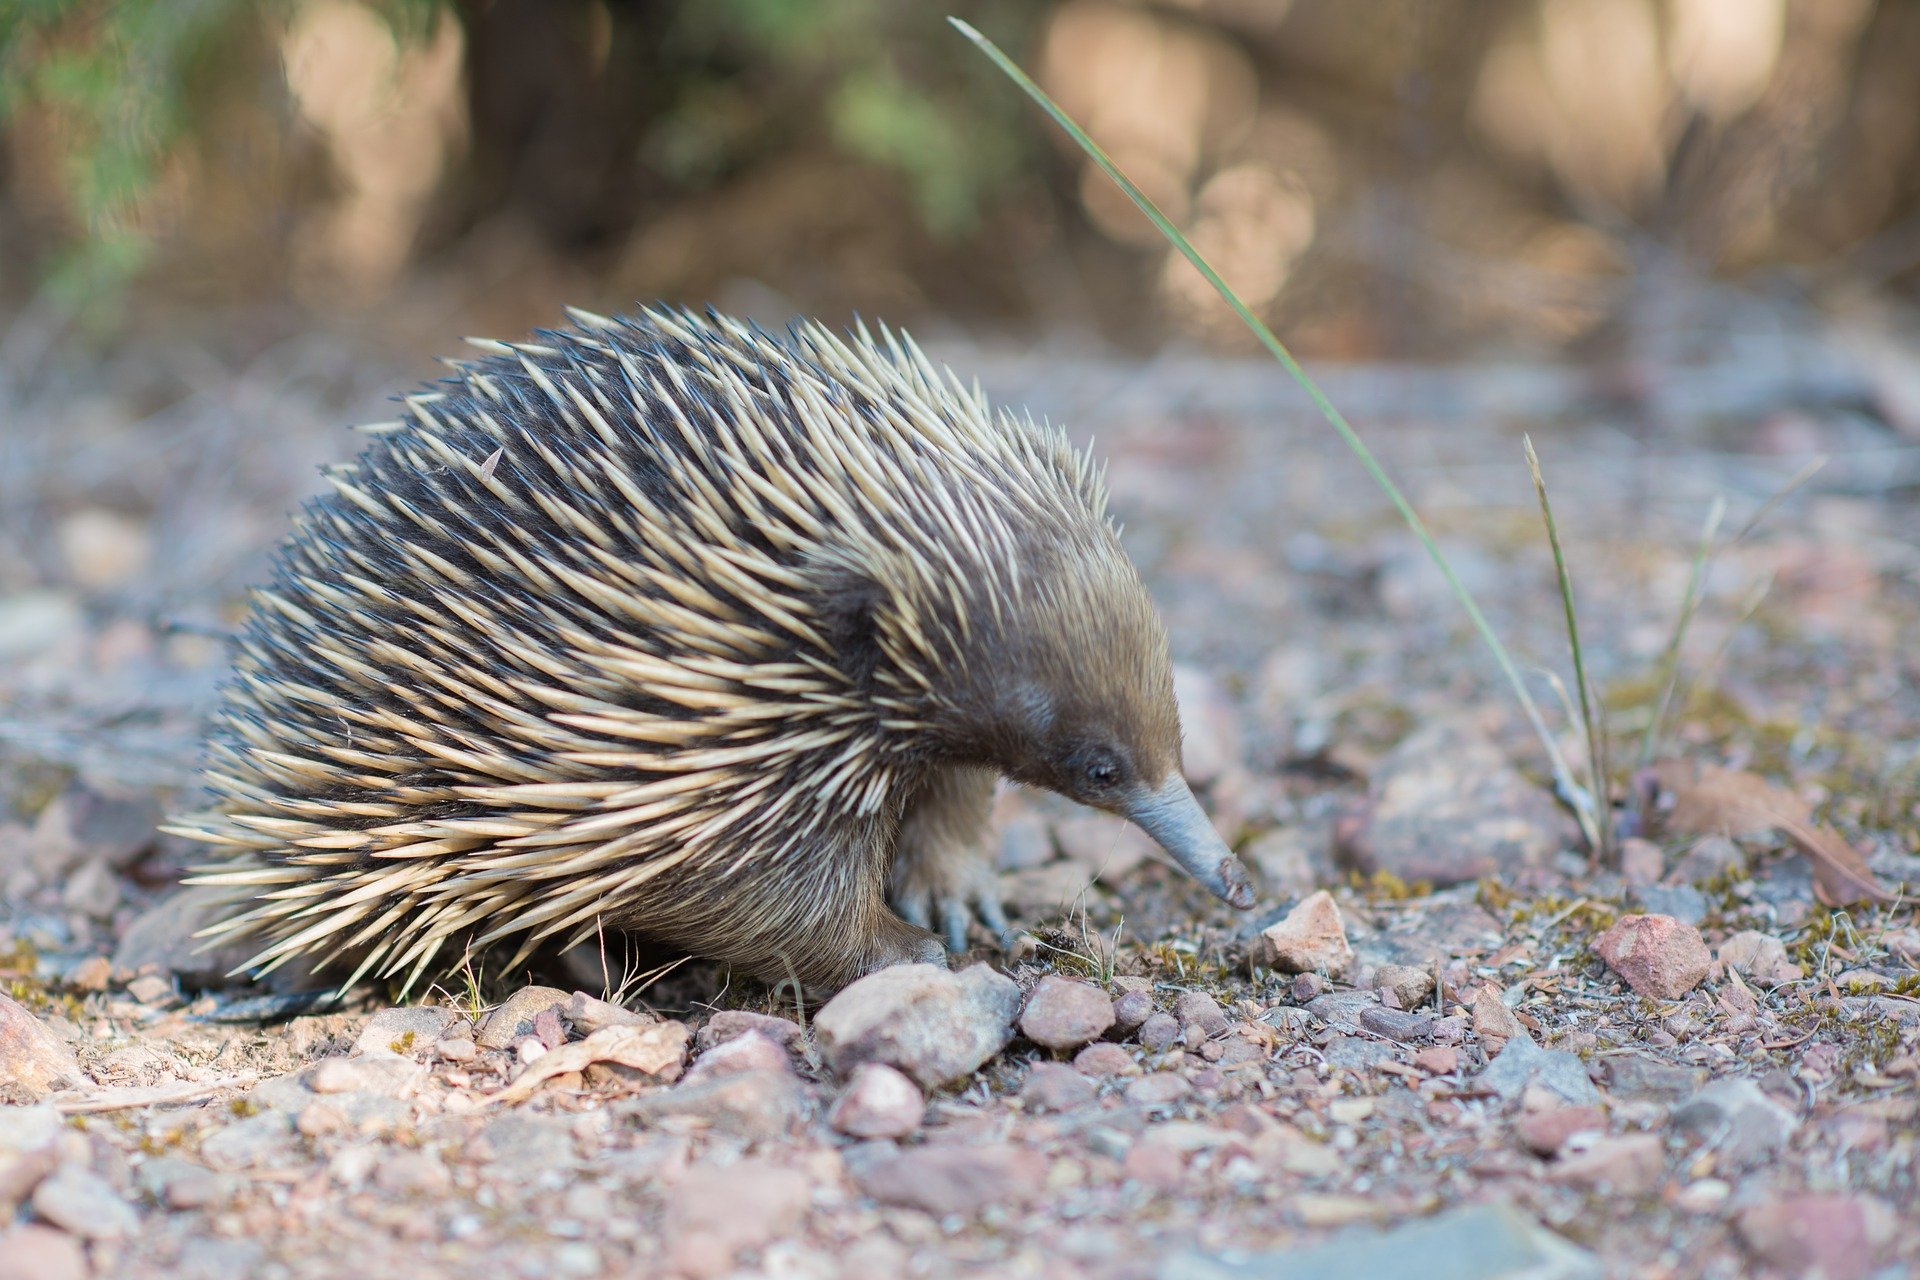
[1524,436,1609,863]
[952,16,1589,817]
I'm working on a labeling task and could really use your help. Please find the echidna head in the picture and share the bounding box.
[842,519,1255,910]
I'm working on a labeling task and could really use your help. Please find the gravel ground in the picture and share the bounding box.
[2,306,1917,1279]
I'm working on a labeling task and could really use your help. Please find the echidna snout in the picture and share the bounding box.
[173,306,1254,993]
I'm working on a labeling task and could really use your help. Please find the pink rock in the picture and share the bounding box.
[1516,1105,1608,1156]
[1736,1192,1896,1280]
[1021,1062,1096,1112]
[827,1063,925,1139]
[1547,1134,1664,1196]
[661,1160,810,1277]
[1072,1042,1138,1077]
[1019,976,1115,1051]
[684,1029,794,1084]
[1594,914,1711,999]
[0,1224,87,1280]
[1250,891,1352,977]
[1619,837,1664,885]
[0,994,82,1098]
[851,1144,1046,1218]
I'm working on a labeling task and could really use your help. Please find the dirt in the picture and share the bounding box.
[1,306,1916,1279]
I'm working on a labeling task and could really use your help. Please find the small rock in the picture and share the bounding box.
[849,1143,1046,1218]
[1249,890,1353,977]
[1547,1135,1664,1196]
[813,963,1020,1089]
[1411,1045,1458,1075]
[59,507,150,588]
[1516,1106,1607,1156]
[307,1055,416,1096]
[1305,991,1378,1031]
[1290,972,1330,1002]
[133,1156,222,1211]
[828,1063,924,1139]
[0,1104,63,1155]
[1172,991,1229,1037]
[1160,1202,1598,1280]
[1110,989,1153,1034]
[1125,1072,1194,1107]
[477,985,571,1049]
[1020,975,1115,1050]
[436,1037,476,1062]
[1339,720,1575,886]
[31,1165,140,1239]
[1601,1053,1705,1102]
[125,974,173,1005]
[67,956,110,992]
[1594,914,1711,999]
[1470,985,1525,1054]
[1670,1079,1798,1171]
[1474,1035,1602,1106]
[1619,837,1664,885]
[685,1029,793,1084]
[695,1009,803,1054]
[1072,1042,1138,1076]
[564,991,653,1035]
[295,1101,346,1137]
[109,887,263,989]
[352,1006,458,1057]
[532,1007,568,1050]
[1359,1006,1431,1042]
[1371,964,1434,1009]
[0,994,83,1098]
[627,1066,813,1142]
[371,1149,452,1197]
[198,1112,298,1172]
[1669,835,1743,886]
[61,858,119,919]
[1022,1062,1096,1112]
[0,1147,56,1216]
[1323,1035,1397,1072]
[662,1160,811,1275]
[1736,1192,1895,1280]
[1715,931,1802,987]
[0,1224,88,1280]
[1137,1012,1180,1051]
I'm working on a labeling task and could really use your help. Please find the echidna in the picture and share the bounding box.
[171,306,1253,993]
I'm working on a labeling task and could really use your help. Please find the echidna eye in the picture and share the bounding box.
[1082,753,1120,789]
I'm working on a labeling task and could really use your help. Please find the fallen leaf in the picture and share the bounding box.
[484,1020,689,1107]
[1649,760,1891,906]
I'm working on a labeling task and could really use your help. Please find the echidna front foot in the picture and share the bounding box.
[889,766,1012,953]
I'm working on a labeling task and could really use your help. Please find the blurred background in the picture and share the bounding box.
[3,0,1918,357]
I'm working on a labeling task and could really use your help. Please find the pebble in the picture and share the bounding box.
[627,1065,813,1142]
[1669,835,1743,885]
[1628,883,1708,926]
[435,1037,476,1062]
[1593,913,1711,999]
[1358,1006,1431,1042]
[1546,1135,1664,1196]
[1124,1072,1194,1107]
[1072,1042,1138,1076]
[31,1165,140,1239]
[1411,1045,1458,1075]
[1470,985,1526,1053]
[813,963,1020,1088]
[828,1063,925,1139]
[133,1156,222,1211]
[477,985,571,1049]
[1162,1201,1599,1280]
[1020,975,1115,1050]
[695,1009,804,1056]
[1137,1012,1180,1051]
[849,1143,1047,1218]
[1473,1035,1602,1107]
[1338,720,1573,885]
[1371,964,1434,1009]
[1250,890,1353,977]
[1290,972,1330,1001]
[198,1112,298,1172]
[565,991,654,1035]
[1735,1192,1895,1280]
[1670,1079,1798,1171]
[1715,931,1803,987]
[0,1224,88,1280]
[1516,1105,1607,1155]
[1172,991,1229,1037]
[1022,1062,1096,1112]
[684,1028,793,1084]
[352,1005,459,1057]
[660,1160,812,1275]
[125,974,173,1005]
[307,1055,416,1096]
[1110,988,1153,1034]
[0,994,84,1098]
[67,956,110,992]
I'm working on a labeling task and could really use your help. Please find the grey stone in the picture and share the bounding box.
[813,963,1020,1088]
[197,1112,298,1172]
[1306,992,1379,1031]
[0,993,83,1098]
[477,985,571,1049]
[135,1156,225,1210]
[847,1142,1047,1218]
[1671,1079,1798,1171]
[1161,1202,1599,1280]
[625,1067,816,1142]
[1358,1007,1432,1042]
[1172,991,1229,1037]
[827,1063,924,1139]
[245,1072,316,1113]
[694,1009,802,1054]
[352,1006,459,1056]
[1601,1052,1705,1102]
[1138,1012,1180,1051]
[1020,975,1115,1051]
[1323,1035,1398,1072]
[110,888,267,989]
[475,1113,577,1174]
[1472,1035,1601,1106]
[30,1165,140,1239]
[1022,1061,1097,1112]
[1111,989,1153,1034]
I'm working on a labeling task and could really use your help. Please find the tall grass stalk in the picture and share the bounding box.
[951,17,1592,818]
[1524,436,1610,862]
